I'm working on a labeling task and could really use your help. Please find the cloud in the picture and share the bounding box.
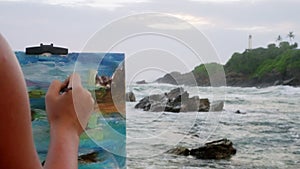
[189,0,267,3]
[189,0,241,2]
[0,0,149,10]
[146,13,214,30]
[226,26,272,32]
[170,14,215,27]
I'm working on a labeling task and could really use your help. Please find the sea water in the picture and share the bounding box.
[126,83,300,168]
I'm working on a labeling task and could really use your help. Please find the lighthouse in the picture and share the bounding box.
[248,34,252,50]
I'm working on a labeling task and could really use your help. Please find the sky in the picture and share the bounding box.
[1,0,299,81]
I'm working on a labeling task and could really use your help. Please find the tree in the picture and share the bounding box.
[276,35,282,42]
[287,31,295,45]
[268,43,276,49]
[276,35,282,47]
[279,41,290,49]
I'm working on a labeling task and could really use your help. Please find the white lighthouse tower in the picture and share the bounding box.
[248,34,252,50]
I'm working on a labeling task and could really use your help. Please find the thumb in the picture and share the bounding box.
[47,80,64,97]
[69,73,82,89]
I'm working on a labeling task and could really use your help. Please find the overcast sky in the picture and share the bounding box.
[1,0,299,81]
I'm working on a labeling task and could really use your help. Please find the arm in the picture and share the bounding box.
[0,34,42,168]
[44,74,94,169]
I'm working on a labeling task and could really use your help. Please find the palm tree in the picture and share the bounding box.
[276,35,282,42]
[287,31,295,45]
[276,35,282,46]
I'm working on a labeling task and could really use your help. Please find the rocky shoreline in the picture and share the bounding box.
[132,87,223,113]
[154,71,300,88]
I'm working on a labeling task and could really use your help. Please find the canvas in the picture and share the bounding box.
[17,51,126,168]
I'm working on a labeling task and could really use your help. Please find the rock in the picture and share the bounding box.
[78,151,99,163]
[30,109,46,121]
[210,101,224,112]
[235,110,246,114]
[31,110,36,121]
[166,146,190,156]
[136,80,147,84]
[190,138,236,159]
[126,91,136,102]
[135,94,168,111]
[167,138,236,160]
[134,87,210,112]
[273,80,282,86]
[42,151,101,165]
[181,96,200,112]
[199,99,210,112]
[283,77,295,85]
[166,87,185,99]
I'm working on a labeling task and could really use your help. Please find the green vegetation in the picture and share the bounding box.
[190,40,300,86]
[193,62,224,77]
[224,41,300,78]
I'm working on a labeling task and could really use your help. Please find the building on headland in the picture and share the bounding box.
[248,34,252,50]
[25,43,68,55]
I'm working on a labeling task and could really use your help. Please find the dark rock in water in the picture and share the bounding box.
[31,110,36,121]
[134,87,210,112]
[235,110,246,114]
[273,77,295,86]
[283,77,295,85]
[190,138,236,159]
[199,98,210,112]
[167,138,236,160]
[210,101,224,112]
[42,151,101,165]
[166,146,190,156]
[31,109,46,121]
[273,80,282,86]
[78,151,99,163]
[126,91,136,102]
[136,80,147,84]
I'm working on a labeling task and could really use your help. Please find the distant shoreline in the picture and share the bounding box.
[155,42,300,88]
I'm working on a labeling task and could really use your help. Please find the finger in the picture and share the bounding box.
[47,80,63,97]
[62,76,71,88]
[69,73,82,88]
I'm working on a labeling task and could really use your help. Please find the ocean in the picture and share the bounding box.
[126,83,300,168]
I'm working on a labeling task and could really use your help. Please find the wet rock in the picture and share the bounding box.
[42,151,101,166]
[190,138,236,159]
[210,101,224,112]
[134,87,210,112]
[167,138,236,160]
[126,91,136,102]
[235,110,246,114]
[166,146,190,156]
[273,80,282,86]
[78,151,99,163]
[283,77,295,85]
[31,110,36,121]
[199,99,210,112]
[136,80,147,84]
[30,109,46,121]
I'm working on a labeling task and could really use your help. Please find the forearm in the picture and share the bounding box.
[44,127,80,169]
